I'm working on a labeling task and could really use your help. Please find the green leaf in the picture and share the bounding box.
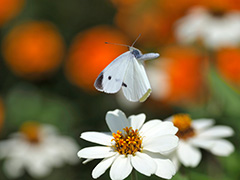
[208,68,240,118]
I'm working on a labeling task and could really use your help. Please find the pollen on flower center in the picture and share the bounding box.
[112,127,142,156]
[20,122,41,143]
[173,114,195,140]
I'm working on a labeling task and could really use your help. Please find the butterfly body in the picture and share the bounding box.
[94,47,159,102]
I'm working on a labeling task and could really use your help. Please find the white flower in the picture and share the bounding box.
[78,109,179,180]
[146,60,170,100]
[175,7,240,49]
[167,114,234,168]
[0,122,79,179]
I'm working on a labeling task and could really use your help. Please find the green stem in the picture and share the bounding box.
[131,169,138,180]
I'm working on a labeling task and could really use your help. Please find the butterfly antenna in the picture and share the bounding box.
[105,42,130,48]
[131,34,141,47]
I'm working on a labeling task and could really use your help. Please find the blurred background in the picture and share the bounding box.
[0,0,239,179]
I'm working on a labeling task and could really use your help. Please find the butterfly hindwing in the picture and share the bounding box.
[94,51,132,93]
[122,56,151,102]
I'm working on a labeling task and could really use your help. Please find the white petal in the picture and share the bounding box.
[0,140,14,158]
[3,159,25,178]
[141,121,178,140]
[143,135,178,154]
[26,158,52,178]
[77,146,116,159]
[0,139,26,158]
[83,158,93,164]
[192,119,215,131]
[177,141,201,167]
[142,150,177,179]
[131,152,157,176]
[128,113,146,130]
[139,120,162,135]
[190,138,234,156]
[38,139,65,167]
[106,109,130,133]
[110,155,132,180]
[189,138,213,149]
[154,158,176,179]
[210,139,234,156]
[171,154,180,172]
[92,155,117,179]
[197,126,234,138]
[47,136,79,165]
[81,132,113,146]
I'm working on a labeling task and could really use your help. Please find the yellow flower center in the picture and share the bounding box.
[20,122,41,143]
[112,127,142,156]
[173,114,195,140]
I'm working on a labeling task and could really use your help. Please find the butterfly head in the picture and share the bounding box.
[129,46,143,59]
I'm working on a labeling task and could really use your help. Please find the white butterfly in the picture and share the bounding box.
[94,39,159,102]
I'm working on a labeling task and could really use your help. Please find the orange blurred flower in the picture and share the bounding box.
[165,47,208,103]
[115,10,173,45]
[115,2,175,46]
[114,0,197,46]
[114,0,240,47]
[161,0,198,13]
[198,0,240,12]
[65,25,130,92]
[149,46,208,105]
[0,0,25,26]
[2,21,65,79]
[216,48,240,85]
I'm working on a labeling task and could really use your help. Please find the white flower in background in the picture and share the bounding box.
[167,114,234,168]
[0,122,79,179]
[78,109,179,180]
[146,60,170,100]
[175,7,240,49]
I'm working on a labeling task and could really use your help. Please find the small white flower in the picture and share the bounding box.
[167,114,234,168]
[175,7,240,49]
[78,109,179,180]
[0,122,79,179]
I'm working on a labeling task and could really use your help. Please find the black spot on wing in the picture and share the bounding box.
[122,82,127,87]
[95,72,103,90]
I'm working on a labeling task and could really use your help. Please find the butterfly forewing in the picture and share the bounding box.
[122,56,151,102]
[94,51,132,93]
